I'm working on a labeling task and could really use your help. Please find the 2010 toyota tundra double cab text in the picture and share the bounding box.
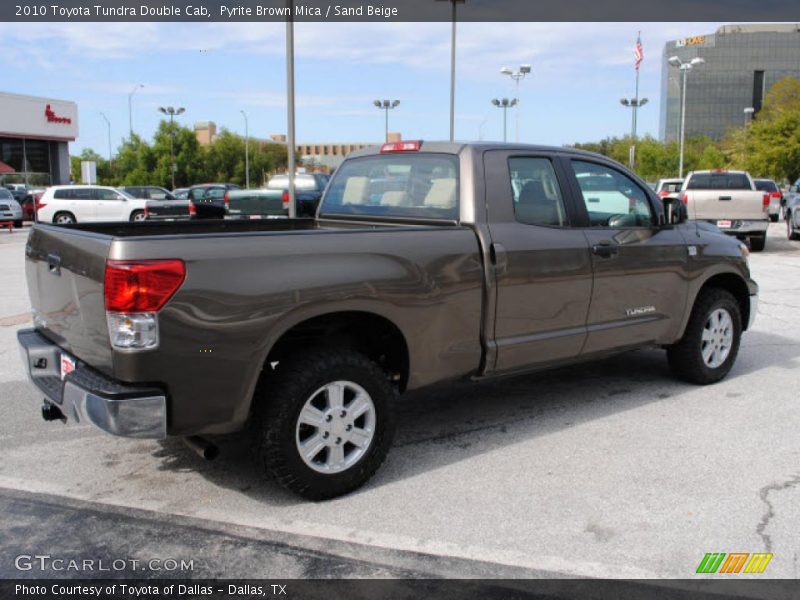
[18,141,758,500]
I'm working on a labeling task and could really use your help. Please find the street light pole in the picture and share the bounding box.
[668,56,705,178]
[436,0,465,141]
[99,112,112,161]
[491,98,517,143]
[128,84,144,141]
[158,106,185,190]
[500,64,532,142]
[286,14,296,219]
[619,97,648,170]
[240,110,250,189]
[373,100,400,142]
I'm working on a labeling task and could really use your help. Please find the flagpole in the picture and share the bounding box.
[630,31,641,171]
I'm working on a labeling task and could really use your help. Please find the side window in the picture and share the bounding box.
[149,188,168,200]
[70,188,94,200]
[95,188,120,201]
[508,157,568,227]
[570,160,654,228]
[54,189,73,200]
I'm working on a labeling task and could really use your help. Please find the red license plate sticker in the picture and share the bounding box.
[716,220,732,229]
[60,353,76,380]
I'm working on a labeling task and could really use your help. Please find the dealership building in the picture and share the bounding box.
[660,24,800,142]
[0,91,78,186]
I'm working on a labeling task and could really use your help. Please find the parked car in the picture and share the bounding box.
[225,189,288,219]
[655,178,684,198]
[20,189,45,222]
[172,187,190,200]
[121,186,191,221]
[36,185,149,224]
[784,179,800,241]
[0,187,23,227]
[4,183,28,202]
[753,178,782,222]
[266,173,330,217]
[187,183,240,219]
[17,141,758,500]
[680,169,770,251]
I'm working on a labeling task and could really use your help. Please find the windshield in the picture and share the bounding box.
[117,189,136,199]
[320,153,459,220]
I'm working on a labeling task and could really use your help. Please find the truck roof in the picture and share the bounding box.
[347,141,611,160]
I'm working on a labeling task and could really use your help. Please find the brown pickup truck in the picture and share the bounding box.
[18,141,758,500]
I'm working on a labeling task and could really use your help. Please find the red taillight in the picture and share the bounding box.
[657,191,668,197]
[104,260,186,313]
[770,191,781,199]
[34,201,46,211]
[282,190,289,209]
[380,140,422,153]
[143,205,149,218]
[763,193,770,209]
[681,193,688,205]
[224,192,230,207]
[188,202,196,216]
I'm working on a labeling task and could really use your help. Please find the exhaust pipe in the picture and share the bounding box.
[183,436,219,461]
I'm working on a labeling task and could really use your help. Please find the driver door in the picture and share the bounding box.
[563,158,690,354]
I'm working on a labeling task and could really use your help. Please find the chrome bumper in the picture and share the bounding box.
[17,329,167,439]
[748,294,758,330]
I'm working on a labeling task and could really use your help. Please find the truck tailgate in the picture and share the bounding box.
[686,190,766,221]
[24,225,114,374]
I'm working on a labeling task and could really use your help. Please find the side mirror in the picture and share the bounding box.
[662,195,688,225]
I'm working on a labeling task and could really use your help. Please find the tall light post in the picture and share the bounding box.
[668,55,705,178]
[373,100,400,142]
[436,0,465,141]
[500,64,531,142]
[128,83,144,141]
[619,97,648,169]
[744,106,755,127]
[286,14,296,218]
[158,106,185,190]
[99,112,112,161]
[491,98,517,142]
[240,110,250,189]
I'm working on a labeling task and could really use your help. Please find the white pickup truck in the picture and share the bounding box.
[679,170,770,251]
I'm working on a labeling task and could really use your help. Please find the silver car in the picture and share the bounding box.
[0,187,23,228]
[785,179,800,241]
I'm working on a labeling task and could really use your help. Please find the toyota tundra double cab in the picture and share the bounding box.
[18,142,758,499]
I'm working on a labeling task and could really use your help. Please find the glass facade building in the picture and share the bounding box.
[660,24,800,142]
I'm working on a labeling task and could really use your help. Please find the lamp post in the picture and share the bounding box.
[435,0,466,141]
[619,97,648,170]
[128,84,144,141]
[240,110,250,189]
[500,64,531,142]
[99,112,112,161]
[491,98,517,142]
[158,106,185,190]
[744,106,755,127]
[373,100,400,142]
[668,55,705,178]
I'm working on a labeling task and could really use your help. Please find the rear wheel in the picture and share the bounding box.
[53,212,75,225]
[250,349,395,500]
[13,220,23,228]
[667,288,742,385]
[749,235,766,252]
[770,214,779,223]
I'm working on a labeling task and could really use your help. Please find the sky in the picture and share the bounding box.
[0,21,733,155]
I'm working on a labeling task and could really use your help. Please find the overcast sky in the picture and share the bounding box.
[0,22,732,154]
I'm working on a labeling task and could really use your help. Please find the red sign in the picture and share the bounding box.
[45,104,72,124]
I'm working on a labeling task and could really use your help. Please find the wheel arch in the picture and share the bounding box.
[682,271,752,337]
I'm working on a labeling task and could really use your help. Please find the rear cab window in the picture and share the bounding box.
[754,180,778,193]
[686,173,752,190]
[320,153,458,220]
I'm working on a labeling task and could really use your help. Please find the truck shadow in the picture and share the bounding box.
[153,329,799,504]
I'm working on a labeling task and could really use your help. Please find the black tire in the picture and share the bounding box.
[667,288,742,385]
[749,235,766,252]
[770,214,779,223]
[130,210,146,222]
[13,220,23,228]
[53,212,76,225]
[788,213,800,241]
[250,349,396,500]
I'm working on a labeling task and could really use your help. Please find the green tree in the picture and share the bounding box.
[151,121,206,189]
[114,134,157,186]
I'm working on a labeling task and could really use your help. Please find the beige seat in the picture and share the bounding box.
[342,176,369,205]
[424,178,456,208]
[380,191,412,207]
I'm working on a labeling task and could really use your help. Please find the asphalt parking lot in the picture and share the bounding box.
[0,223,798,581]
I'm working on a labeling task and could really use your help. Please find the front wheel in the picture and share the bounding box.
[130,210,146,222]
[667,288,742,385]
[788,214,800,241]
[13,220,23,228]
[250,349,396,500]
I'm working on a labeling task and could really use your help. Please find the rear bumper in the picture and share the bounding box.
[17,328,167,439]
[706,219,769,236]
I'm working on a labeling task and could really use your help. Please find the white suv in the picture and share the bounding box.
[37,186,149,225]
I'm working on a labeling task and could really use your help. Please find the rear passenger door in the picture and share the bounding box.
[563,158,689,354]
[483,150,593,373]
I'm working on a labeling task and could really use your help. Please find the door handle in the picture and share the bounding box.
[718,195,732,201]
[489,242,508,274]
[592,241,618,258]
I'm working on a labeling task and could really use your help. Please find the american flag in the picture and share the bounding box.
[634,34,644,70]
